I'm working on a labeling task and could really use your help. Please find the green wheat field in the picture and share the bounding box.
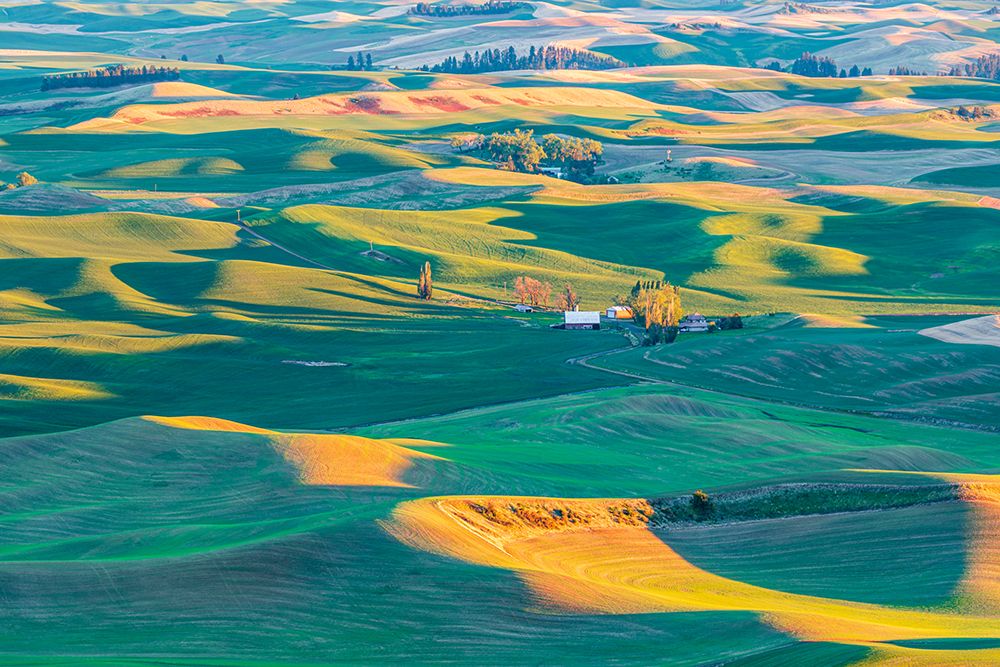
[1,0,999,664]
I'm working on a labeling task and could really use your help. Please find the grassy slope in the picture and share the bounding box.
[914,163,1000,188]
[592,315,1000,429]
[4,379,999,662]
[2,53,1000,666]
[0,210,623,436]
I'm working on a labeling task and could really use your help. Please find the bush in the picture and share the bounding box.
[16,172,38,187]
[691,490,712,519]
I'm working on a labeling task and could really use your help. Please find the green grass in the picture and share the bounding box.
[592,315,1000,428]
[914,163,1000,188]
[667,501,968,607]
[2,46,1000,666]
[361,382,1000,496]
[2,374,996,662]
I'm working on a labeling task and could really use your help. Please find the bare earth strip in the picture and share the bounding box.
[919,315,1000,348]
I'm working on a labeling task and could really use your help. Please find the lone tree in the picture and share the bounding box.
[417,261,433,300]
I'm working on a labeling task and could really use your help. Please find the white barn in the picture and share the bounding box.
[564,311,601,330]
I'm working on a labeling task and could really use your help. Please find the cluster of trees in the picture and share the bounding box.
[0,172,38,191]
[453,129,604,181]
[486,129,546,172]
[41,65,180,91]
[417,261,433,300]
[715,314,744,330]
[950,105,998,121]
[423,45,625,74]
[946,55,1000,80]
[887,65,927,76]
[542,134,604,180]
[410,1,528,16]
[765,54,871,78]
[513,279,580,310]
[790,53,837,77]
[621,280,683,345]
[346,52,376,71]
[514,275,553,307]
[779,2,835,14]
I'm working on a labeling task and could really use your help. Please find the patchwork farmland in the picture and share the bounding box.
[0,0,999,664]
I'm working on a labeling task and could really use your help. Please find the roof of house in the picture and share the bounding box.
[564,310,601,324]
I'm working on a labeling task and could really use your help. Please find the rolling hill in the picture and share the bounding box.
[1,3,999,665]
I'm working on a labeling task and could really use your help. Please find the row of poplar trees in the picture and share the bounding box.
[624,280,683,345]
[417,261,433,300]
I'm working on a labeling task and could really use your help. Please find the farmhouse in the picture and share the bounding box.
[679,313,709,333]
[564,311,601,330]
[514,304,534,313]
[606,305,634,319]
[538,166,563,179]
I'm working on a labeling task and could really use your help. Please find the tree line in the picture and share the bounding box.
[765,53,871,78]
[414,266,582,311]
[887,66,928,76]
[513,276,581,310]
[422,45,625,74]
[41,65,180,91]
[410,1,528,17]
[764,53,1000,79]
[946,54,1000,80]
[451,129,604,182]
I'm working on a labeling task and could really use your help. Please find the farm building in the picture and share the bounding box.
[514,304,534,313]
[606,305,634,319]
[679,313,709,333]
[564,311,601,330]
[538,166,563,179]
